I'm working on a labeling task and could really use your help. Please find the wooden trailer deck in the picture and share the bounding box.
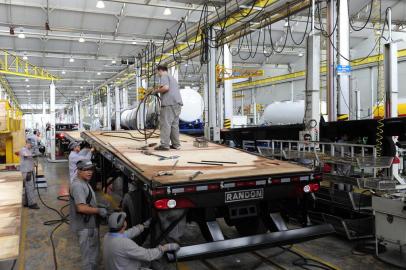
[63,131,82,142]
[81,131,312,185]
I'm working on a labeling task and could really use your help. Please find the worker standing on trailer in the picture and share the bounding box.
[68,141,92,183]
[103,212,180,270]
[19,139,40,209]
[70,160,108,270]
[153,65,183,151]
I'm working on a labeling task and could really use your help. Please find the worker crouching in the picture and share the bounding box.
[70,160,108,270]
[103,212,180,270]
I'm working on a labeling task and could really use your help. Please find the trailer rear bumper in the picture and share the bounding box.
[167,224,335,262]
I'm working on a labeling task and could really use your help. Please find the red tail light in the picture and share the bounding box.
[303,183,320,193]
[154,198,195,210]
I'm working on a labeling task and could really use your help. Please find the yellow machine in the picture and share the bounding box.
[0,100,24,164]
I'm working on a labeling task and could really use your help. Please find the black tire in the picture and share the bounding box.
[122,190,149,244]
[235,217,268,236]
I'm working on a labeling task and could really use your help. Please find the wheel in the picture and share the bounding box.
[235,217,268,236]
[122,190,150,244]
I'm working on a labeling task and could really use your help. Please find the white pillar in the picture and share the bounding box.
[337,0,350,119]
[203,75,209,139]
[106,86,112,130]
[327,0,337,121]
[208,27,218,140]
[122,87,128,109]
[370,67,374,119]
[74,100,79,124]
[303,34,321,141]
[224,44,233,124]
[90,93,94,130]
[384,40,398,118]
[49,82,56,161]
[171,66,179,81]
[115,86,121,130]
[79,100,83,130]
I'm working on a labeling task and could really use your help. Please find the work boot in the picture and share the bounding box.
[170,145,181,150]
[154,145,169,151]
[28,203,40,210]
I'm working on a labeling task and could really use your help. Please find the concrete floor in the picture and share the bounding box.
[15,160,399,270]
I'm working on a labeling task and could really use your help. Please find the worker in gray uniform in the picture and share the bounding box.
[103,212,180,270]
[68,141,92,183]
[70,160,108,270]
[153,65,183,151]
[19,139,40,209]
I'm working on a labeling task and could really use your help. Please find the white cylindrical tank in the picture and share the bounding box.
[260,100,327,125]
[179,87,204,122]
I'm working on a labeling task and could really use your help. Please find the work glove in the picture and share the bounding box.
[98,207,108,218]
[143,218,152,229]
[159,243,180,253]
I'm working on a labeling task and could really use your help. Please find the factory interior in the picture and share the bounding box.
[2,0,406,269]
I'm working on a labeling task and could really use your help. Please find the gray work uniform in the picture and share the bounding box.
[70,176,99,270]
[19,146,36,206]
[103,226,163,270]
[26,135,40,155]
[159,74,183,148]
[68,148,92,183]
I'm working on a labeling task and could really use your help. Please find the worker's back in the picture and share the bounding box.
[103,234,145,270]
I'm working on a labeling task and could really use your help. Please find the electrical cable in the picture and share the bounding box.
[34,168,70,270]
[349,1,373,32]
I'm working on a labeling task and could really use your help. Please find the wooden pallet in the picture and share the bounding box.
[83,131,311,184]
[0,171,22,261]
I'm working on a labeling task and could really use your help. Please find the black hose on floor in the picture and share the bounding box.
[35,171,70,270]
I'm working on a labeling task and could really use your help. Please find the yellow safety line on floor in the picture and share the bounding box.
[291,246,342,270]
[100,192,120,210]
[18,207,28,270]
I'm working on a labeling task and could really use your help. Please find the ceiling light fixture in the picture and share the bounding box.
[62,70,66,74]
[298,52,304,57]
[87,80,91,83]
[163,0,172,16]
[78,33,85,43]
[96,0,105,9]
[131,38,137,45]
[26,90,31,93]
[26,85,30,88]
[23,54,28,60]
[97,72,101,75]
[69,57,74,62]
[111,59,116,64]
[17,29,25,39]
[80,86,84,89]
[25,78,29,82]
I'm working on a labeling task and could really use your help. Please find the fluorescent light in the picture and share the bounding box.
[80,86,83,89]
[184,63,188,67]
[298,52,304,57]
[87,80,91,83]
[131,39,137,45]
[22,55,28,60]
[26,90,31,93]
[26,85,30,88]
[96,0,105,8]
[111,59,116,64]
[163,7,172,16]
[74,91,78,93]
[97,72,101,75]
[25,78,29,82]
[239,5,263,11]
[69,57,74,62]
[17,29,25,39]
[62,70,66,74]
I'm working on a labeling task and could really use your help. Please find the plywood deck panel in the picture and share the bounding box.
[64,131,82,142]
[0,171,22,261]
[83,131,311,185]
